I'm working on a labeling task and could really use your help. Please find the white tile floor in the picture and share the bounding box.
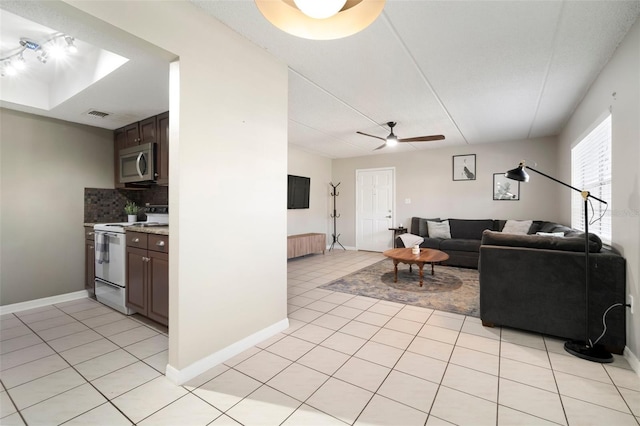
[1,250,639,425]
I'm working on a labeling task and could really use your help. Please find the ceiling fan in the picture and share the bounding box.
[357,121,445,150]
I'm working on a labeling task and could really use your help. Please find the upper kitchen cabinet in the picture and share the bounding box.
[139,116,158,145]
[114,128,126,189]
[156,112,169,185]
[122,116,157,148]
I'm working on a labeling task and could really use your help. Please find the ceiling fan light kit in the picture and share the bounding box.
[255,0,386,40]
[357,121,445,150]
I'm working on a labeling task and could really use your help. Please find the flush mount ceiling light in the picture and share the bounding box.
[255,0,386,40]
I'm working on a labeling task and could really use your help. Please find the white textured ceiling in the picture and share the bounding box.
[1,1,638,158]
[192,0,640,158]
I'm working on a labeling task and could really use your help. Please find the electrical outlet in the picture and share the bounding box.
[629,295,634,314]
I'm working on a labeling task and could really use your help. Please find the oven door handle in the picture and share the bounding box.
[95,277,124,289]
[94,232,120,238]
[136,152,145,178]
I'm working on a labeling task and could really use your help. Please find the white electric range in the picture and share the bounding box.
[94,205,168,314]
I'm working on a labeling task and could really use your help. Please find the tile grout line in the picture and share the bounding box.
[4,300,169,424]
[5,306,138,425]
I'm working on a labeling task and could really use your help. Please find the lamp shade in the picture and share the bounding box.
[505,163,529,182]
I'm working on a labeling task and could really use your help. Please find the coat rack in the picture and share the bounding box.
[329,182,345,251]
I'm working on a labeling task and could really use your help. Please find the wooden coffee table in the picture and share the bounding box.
[383,248,450,287]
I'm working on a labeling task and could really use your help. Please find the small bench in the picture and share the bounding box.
[287,233,326,259]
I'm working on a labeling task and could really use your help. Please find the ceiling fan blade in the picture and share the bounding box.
[398,135,446,142]
[373,142,388,150]
[356,131,386,142]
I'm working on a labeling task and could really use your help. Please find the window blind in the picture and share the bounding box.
[571,114,612,244]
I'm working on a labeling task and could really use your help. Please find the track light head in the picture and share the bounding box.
[64,36,78,54]
[37,50,48,64]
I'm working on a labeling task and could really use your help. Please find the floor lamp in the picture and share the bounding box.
[505,161,613,363]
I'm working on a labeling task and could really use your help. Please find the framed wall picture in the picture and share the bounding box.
[493,173,520,200]
[453,154,476,181]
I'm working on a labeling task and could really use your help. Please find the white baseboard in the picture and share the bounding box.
[624,346,640,377]
[165,318,289,385]
[0,290,90,315]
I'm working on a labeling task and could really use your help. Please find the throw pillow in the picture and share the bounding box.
[427,220,451,239]
[536,231,565,237]
[502,219,533,235]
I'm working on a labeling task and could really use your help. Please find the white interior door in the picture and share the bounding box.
[356,168,395,252]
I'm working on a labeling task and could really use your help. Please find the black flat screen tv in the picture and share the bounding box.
[287,175,310,209]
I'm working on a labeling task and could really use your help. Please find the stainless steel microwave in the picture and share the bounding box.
[119,142,156,184]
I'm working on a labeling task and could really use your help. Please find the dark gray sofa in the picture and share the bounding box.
[396,217,503,268]
[479,229,626,354]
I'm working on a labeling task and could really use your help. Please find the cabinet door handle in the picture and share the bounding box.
[87,232,94,236]
[156,241,165,247]
[89,246,94,249]
[132,238,140,243]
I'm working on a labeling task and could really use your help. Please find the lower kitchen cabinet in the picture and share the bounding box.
[126,231,169,326]
[84,226,95,296]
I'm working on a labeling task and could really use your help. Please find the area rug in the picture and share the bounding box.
[319,259,479,317]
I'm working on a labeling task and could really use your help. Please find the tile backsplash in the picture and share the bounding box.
[84,186,168,223]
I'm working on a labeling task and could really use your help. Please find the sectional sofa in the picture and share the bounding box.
[395,216,626,353]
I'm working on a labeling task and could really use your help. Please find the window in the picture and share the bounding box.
[571,114,612,243]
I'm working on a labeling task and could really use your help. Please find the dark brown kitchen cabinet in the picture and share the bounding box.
[124,117,157,148]
[139,116,157,145]
[156,112,169,185]
[126,231,169,326]
[114,128,126,188]
[84,226,95,297]
[124,123,141,148]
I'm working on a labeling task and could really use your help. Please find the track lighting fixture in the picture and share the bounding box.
[0,33,79,77]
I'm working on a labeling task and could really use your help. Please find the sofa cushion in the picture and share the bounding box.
[411,217,441,237]
[448,219,494,240]
[481,230,602,253]
[497,220,544,234]
[440,238,481,253]
[539,222,572,234]
[421,238,442,249]
[502,220,533,235]
[427,220,451,239]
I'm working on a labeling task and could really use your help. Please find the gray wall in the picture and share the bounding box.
[331,136,561,248]
[0,108,114,305]
[287,146,332,240]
